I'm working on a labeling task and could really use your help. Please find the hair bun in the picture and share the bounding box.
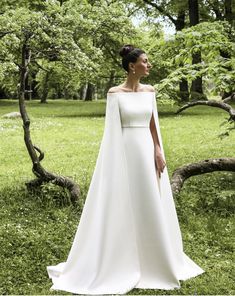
[119,44,135,58]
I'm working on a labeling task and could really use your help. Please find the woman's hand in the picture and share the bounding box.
[154,147,166,178]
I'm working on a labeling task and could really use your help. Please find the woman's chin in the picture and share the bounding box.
[140,72,149,78]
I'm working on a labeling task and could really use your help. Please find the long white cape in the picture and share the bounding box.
[47,92,204,294]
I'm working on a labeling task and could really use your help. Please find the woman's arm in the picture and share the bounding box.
[146,85,162,153]
[150,114,162,153]
[147,85,166,177]
[150,111,166,178]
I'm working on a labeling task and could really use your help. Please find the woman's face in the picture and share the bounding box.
[130,53,152,76]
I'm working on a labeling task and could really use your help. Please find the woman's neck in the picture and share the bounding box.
[122,75,141,92]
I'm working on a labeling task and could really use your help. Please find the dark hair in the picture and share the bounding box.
[119,44,145,72]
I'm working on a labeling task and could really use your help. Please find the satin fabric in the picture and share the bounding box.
[47,92,204,294]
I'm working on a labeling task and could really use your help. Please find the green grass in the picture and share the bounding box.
[0,99,234,295]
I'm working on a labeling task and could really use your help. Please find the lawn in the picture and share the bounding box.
[0,98,234,295]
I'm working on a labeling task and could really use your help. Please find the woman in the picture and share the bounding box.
[47,44,205,294]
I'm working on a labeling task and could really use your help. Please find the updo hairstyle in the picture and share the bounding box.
[119,44,145,72]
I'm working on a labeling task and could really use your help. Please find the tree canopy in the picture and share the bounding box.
[0,0,234,101]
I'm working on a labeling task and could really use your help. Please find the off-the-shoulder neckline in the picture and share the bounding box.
[107,91,155,94]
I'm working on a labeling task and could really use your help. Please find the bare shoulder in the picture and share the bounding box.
[143,84,155,92]
[107,86,122,93]
[107,84,155,93]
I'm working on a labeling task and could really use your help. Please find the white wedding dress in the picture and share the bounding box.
[47,92,204,294]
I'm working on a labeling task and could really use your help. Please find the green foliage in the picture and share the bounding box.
[1,1,234,101]
[152,21,235,101]
[0,0,138,99]
[0,99,234,294]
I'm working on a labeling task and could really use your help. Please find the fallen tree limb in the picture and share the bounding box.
[26,171,80,202]
[171,157,235,194]
[175,99,235,122]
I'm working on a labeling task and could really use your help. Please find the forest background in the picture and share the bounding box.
[0,0,234,295]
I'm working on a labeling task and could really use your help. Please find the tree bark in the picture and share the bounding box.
[188,0,206,100]
[220,46,233,99]
[40,71,49,103]
[190,51,203,96]
[223,92,235,103]
[79,83,88,100]
[106,70,115,93]
[188,0,199,25]
[24,75,31,100]
[179,75,189,102]
[176,15,190,101]
[18,37,80,203]
[220,0,234,99]
[176,11,190,101]
[224,0,233,26]
[172,99,235,194]
[171,158,235,194]
[85,82,95,101]
[176,99,235,122]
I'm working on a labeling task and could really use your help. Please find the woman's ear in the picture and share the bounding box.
[129,62,135,72]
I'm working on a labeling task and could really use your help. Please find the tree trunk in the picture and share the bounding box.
[225,0,233,26]
[0,87,6,99]
[220,0,234,99]
[179,72,189,102]
[40,72,49,103]
[190,51,203,96]
[220,48,233,99]
[30,71,37,99]
[29,81,32,101]
[188,0,199,25]
[176,11,190,101]
[24,75,31,100]
[18,38,80,203]
[188,0,206,100]
[79,83,87,100]
[94,84,98,100]
[106,70,115,93]
[85,82,95,101]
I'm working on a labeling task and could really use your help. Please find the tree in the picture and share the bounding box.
[141,0,190,101]
[0,0,140,200]
[155,21,235,101]
[188,0,206,100]
[77,0,138,100]
[0,1,103,201]
[25,0,137,101]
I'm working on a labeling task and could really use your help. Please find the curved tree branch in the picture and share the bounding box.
[223,92,235,103]
[33,145,44,162]
[0,30,15,38]
[143,0,177,25]
[18,36,80,203]
[171,157,235,194]
[176,99,235,122]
